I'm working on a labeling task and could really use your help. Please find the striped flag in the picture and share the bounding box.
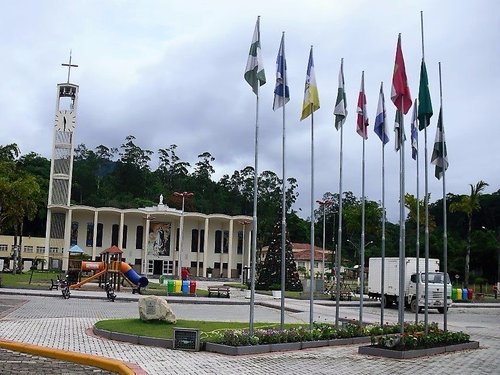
[244,17,266,95]
[300,47,320,121]
[273,33,289,110]
[374,82,389,144]
[418,60,433,130]
[334,59,347,130]
[411,99,418,160]
[391,34,412,114]
[394,110,405,151]
[356,72,368,139]
[431,108,448,179]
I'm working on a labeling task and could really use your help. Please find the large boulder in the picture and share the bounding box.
[138,295,176,323]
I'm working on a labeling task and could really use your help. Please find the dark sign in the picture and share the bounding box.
[173,328,200,351]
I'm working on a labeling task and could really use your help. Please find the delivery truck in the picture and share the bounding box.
[367,257,452,313]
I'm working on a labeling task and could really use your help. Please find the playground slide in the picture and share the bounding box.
[120,262,149,288]
[70,269,106,289]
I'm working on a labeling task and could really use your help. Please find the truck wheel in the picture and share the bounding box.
[382,296,392,308]
[437,307,447,314]
[410,298,420,313]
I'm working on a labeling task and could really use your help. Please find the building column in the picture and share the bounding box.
[62,208,72,271]
[118,212,124,250]
[228,219,234,278]
[92,210,98,260]
[144,217,152,275]
[43,209,52,270]
[203,217,209,276]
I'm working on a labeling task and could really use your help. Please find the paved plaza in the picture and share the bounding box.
[0,285,499,374]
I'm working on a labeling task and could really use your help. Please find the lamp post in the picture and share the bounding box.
[347,239,373,266]
[317,199,334,280]
[174,191,194,279]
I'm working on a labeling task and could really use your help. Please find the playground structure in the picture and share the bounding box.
[69,245,148,291]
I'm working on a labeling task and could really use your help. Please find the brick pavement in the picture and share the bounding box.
[0,290,499,374]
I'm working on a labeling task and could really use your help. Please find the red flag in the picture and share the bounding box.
[391,34,412,114]
[357,71,368,139]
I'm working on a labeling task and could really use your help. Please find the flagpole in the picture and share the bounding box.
[380,82,386,326]
[421,10,430,332]
[249,86,259,335]
[398,96,406,334]
[309,103,315,330]
[334,58,345,328]
[280,32,287,330]
[438,61,448,332]
[359,71,366,326]
[415,99,421,324]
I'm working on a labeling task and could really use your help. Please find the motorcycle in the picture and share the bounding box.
[104,278,116,302]
[60,275,70,299]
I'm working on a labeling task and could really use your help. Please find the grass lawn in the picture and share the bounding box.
[94,318,303,339]
[0,270,61,289]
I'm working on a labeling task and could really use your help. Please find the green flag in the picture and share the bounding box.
[431,108,448,179]
[244,17,266,95]
[334,59,347,130]
[418,60,433,130]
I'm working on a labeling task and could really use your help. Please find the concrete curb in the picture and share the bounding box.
[0,339,135,375]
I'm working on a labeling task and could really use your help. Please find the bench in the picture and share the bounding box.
[132,285,142,295]
[207,285,230,298]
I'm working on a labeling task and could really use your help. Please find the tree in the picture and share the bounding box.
[256,219,302,291]
[450,180,489,287]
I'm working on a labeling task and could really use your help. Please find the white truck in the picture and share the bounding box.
[367,257,452,313]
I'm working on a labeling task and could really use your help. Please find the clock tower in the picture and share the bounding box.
[44,52,79,270]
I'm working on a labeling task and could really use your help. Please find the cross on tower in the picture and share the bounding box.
[62,50,78,83]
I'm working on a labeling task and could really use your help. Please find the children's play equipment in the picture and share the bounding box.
[69,245,148,291]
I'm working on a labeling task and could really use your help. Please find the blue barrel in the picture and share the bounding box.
[462,288,468,300]
[182,280,189,294]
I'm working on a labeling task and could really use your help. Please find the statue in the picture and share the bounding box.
[159,194,164,205]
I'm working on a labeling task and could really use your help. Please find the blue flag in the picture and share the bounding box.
[374,82,389,144]
[273,34,289,110]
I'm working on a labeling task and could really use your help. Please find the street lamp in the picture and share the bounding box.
[174,191,194,278]
[347,239,373,265]
[317,199,335,280]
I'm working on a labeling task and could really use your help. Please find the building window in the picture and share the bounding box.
[0,244,8,252]
[214,262,221,275]
[191,229,199,252]
[176,228,180,251]
[96,223,103,247]
[36,246,45,254]
[86,223,93,247]
[136,226,144,249]
[214,230,222,253]
[122,225,128,249]
[24,246,33,253]
[71,221,78,246]
[223,230,229,253]
[111,224,119,246]
[200,229,205,253]
[190,261,197,268]
[49,246,59,254]
[237,230,243,254]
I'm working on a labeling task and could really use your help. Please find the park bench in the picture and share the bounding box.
[207,285,230,298]
[132,285,142,294]
[49,278,61,290]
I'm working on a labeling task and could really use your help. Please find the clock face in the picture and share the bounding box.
[55,110,76,132]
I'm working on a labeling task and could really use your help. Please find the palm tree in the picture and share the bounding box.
[450,180,489,287]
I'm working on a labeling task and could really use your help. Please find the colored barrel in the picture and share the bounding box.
[167,280,175,293]
[451,288,456,300]
[467,288,473,300]
[174,279,182,293]
[462,288,468,300]
[189,280,196,294]
[455,288,462,300]
[182,280,189,294]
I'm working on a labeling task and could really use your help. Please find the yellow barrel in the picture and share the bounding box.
[174,279,182,293]
[455,288,462,300]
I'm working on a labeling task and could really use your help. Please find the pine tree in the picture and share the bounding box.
[256,220,303,291]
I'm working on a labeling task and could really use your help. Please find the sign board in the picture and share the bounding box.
[173,328,200,351]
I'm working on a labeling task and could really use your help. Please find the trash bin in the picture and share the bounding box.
[462,288,468,300]
[159,275,166,285]
[455,288,462,300]
[182,280,189,294]
[189,280,197,294]
[467,288,473,300]
[451,288,457,300]
[174,279,182,293]
[167,279,175,294]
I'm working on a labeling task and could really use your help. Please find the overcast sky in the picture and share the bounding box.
[1,1,499,223]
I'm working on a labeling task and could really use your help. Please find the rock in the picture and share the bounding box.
[138,295,176,323]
